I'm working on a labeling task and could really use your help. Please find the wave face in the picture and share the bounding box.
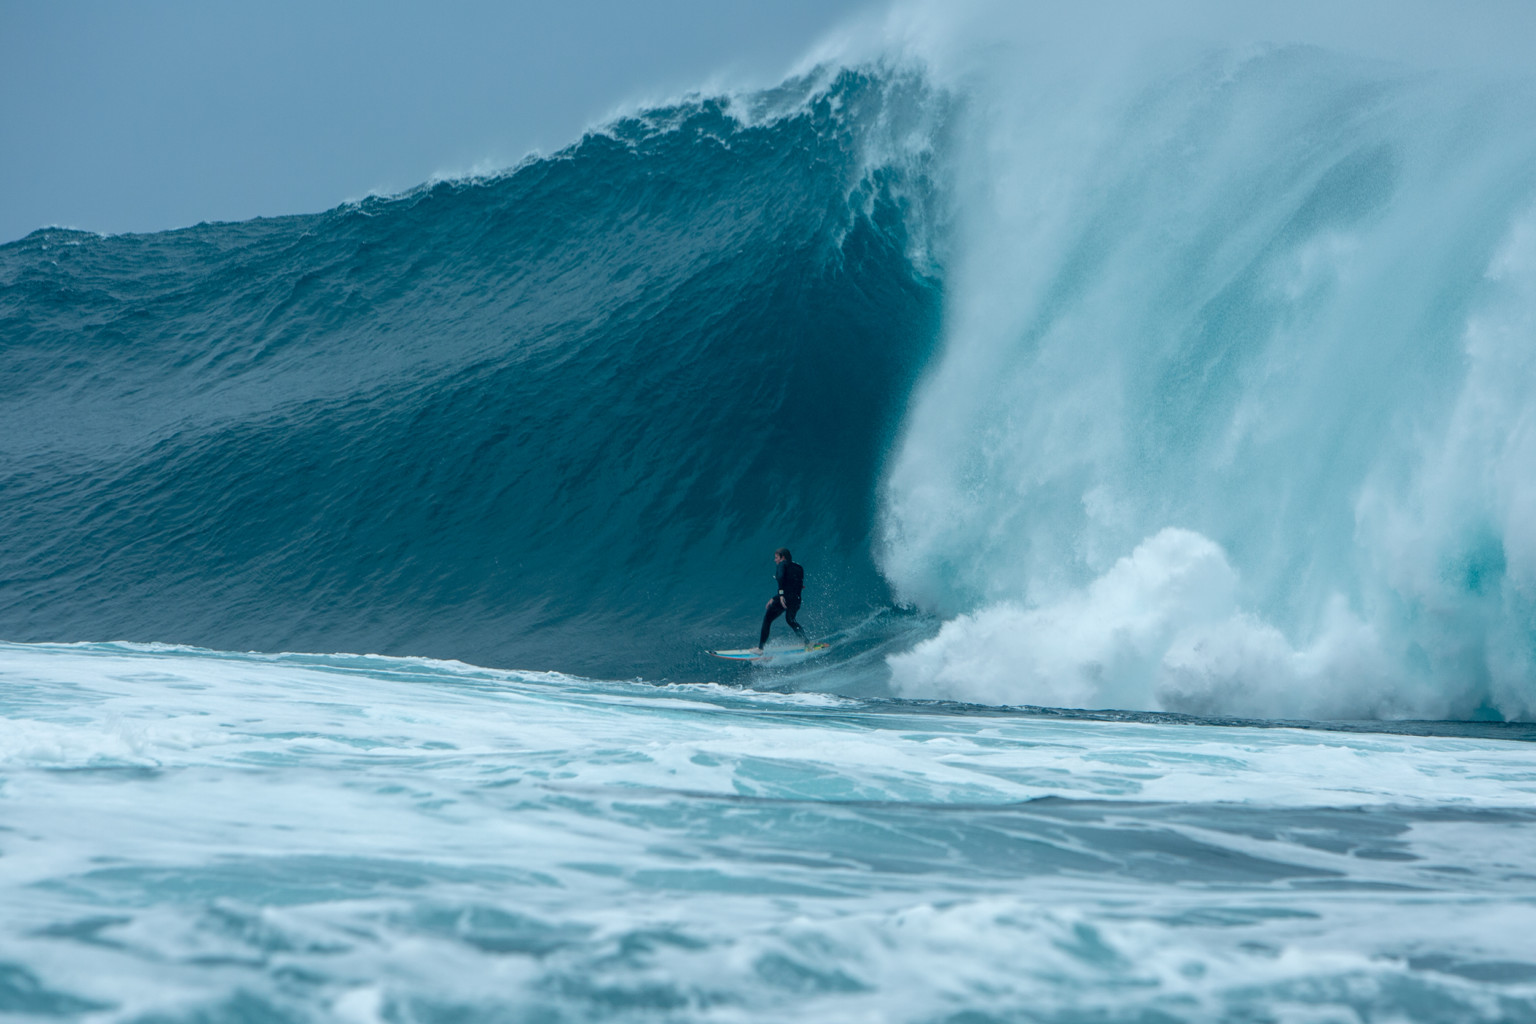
[0,71,943,679]
[6,14,1536,722]
[879,38,1536,720]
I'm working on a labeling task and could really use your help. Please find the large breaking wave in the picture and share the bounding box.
[5,5,1536,720]
[875,18,1536,721]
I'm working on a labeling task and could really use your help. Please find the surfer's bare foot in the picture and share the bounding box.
[750,647,763,655]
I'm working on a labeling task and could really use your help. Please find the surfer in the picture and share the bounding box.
[754,548,809,653]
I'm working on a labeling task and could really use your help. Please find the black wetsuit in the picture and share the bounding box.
[761,559,807,647]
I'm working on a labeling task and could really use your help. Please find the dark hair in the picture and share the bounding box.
[775,547,792,561]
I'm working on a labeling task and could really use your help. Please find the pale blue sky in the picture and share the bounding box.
[0,0,872,243]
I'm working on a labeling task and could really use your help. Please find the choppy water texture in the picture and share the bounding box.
[4,642,1536,1023]
[6,2,1536,1020]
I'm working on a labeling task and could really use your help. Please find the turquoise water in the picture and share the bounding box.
[4,641,1536,1021]
[6,6,1536,1020]
[3,644,1536,1019]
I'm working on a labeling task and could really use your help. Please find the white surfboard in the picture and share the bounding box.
[709,643,830,665]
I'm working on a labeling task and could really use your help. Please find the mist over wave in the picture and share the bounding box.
[874,11,1536,720]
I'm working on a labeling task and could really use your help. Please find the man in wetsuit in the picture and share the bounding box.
[754,547,809,653]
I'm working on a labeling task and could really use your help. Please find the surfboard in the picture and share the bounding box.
[709,643,830,665]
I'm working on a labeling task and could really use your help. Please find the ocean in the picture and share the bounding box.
[4,18,1536,1024]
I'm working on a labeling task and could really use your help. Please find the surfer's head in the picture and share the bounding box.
[775,548,791,562]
